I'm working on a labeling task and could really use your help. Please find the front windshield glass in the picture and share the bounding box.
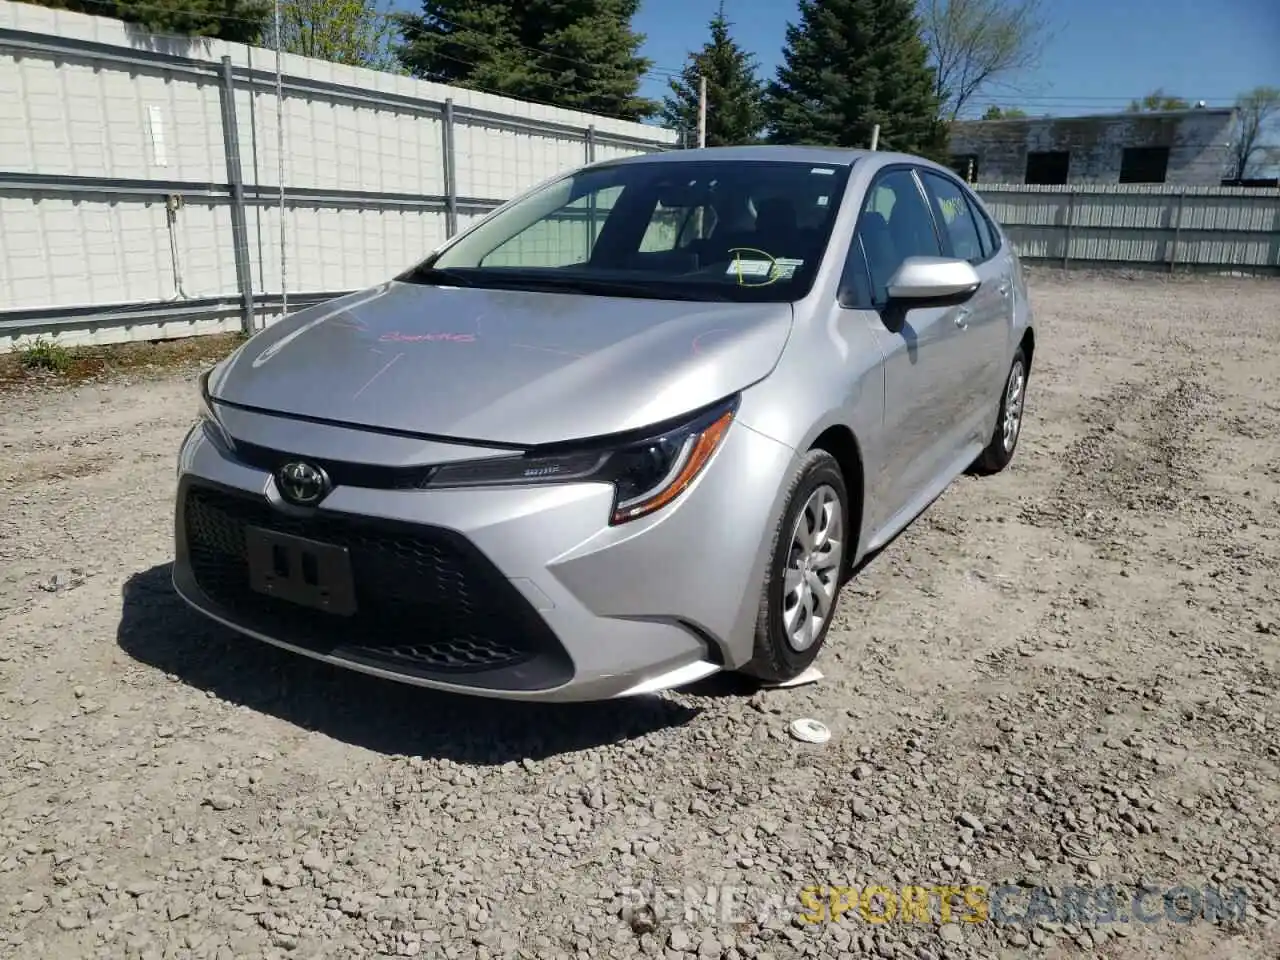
[402,158,854,303]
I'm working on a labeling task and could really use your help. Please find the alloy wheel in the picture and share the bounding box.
[1002,360,1026,453]
[782,484,844,652]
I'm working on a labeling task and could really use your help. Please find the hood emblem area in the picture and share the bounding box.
[276,461,332,506]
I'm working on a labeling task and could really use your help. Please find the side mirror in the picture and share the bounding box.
[886,256,981,304]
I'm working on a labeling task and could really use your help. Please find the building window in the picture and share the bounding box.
[1119,146,1170,183]
[1025,151,1070,184]
[949,154,980,182]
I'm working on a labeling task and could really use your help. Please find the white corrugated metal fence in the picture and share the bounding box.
[0,1,676,352]
[1,2,1276,354]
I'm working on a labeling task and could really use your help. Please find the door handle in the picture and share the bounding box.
[954,308,971,328]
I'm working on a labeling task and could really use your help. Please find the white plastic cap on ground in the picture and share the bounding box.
[789,718,831,744]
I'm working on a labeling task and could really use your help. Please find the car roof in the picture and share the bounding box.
[594,144,930,169]
[597,144,864,166]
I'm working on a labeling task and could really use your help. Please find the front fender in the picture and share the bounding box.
[734,303,887,563]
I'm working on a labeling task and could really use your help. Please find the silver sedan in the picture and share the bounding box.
[174,145,1035,701]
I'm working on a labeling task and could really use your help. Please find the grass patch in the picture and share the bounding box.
[1,331,248,394]
[17,337,73,374]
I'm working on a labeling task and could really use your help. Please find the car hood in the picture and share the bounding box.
[211,281,794,447]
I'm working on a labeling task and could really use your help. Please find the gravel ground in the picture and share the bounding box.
[2,270,1279,960]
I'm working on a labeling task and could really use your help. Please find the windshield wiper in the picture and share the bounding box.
[397,265,476,287]
[398,265,734,301]
[488,274,729,302]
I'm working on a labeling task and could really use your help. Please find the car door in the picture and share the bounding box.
[840,166,976,535]
[968,187,1019,416]
[917,169,1013,446]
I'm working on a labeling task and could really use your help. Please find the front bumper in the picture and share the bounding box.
[172,409,797,702]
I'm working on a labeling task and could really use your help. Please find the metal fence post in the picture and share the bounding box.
[442,99,458,238]
[585,126,599,246]
[1169,190,1186,272]
[1062,190,1076,269]
[218,55,255,333]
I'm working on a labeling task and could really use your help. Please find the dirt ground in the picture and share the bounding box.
[1,269,1278,960]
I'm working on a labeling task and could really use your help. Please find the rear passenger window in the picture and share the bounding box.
[920,171,984,264]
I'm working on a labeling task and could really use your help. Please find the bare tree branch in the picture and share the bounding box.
[1229,86,1280,180]
[919,0,1054,120]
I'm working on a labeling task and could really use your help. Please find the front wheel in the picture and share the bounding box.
[741,449,849,683]
[972,347,1028,475]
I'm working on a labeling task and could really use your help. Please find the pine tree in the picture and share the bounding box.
[661,2,765,147]
[31,0,270,42]
[396,0,658,121]
[395,0,539,99]
[526,0,658,120]
[764,0,948,160]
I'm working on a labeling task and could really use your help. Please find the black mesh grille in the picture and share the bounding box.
[180,481,572,688]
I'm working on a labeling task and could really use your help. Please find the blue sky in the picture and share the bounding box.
[630,0,1280,117]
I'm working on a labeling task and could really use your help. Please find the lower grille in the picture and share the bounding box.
[179,480,572,689]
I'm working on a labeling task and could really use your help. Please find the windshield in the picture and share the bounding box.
[401,158,853,303]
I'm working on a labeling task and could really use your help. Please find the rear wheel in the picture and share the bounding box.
[972,347,1028,475]
[742,449,849,683]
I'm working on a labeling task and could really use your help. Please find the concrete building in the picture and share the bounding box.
[947,108,1238,186]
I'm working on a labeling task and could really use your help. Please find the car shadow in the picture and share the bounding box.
[682,671,761,698]
[686,537,906,696]
[116,564,701,764]
[680,536,904,699]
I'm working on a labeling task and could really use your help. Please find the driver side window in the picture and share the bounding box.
[853,169,943,306]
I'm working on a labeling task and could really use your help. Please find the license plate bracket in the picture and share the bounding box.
[245,526,357,616]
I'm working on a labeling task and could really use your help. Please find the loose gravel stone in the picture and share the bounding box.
[1,272,1278,959]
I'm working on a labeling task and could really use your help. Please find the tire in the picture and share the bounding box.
[741,449,850,683]
[972,346,1029,476]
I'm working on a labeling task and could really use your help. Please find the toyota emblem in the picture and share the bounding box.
[277,461,330,506]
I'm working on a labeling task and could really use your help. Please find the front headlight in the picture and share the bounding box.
[427,396,739,525]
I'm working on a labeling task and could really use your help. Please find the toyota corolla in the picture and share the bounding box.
[174,144,1035,702]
